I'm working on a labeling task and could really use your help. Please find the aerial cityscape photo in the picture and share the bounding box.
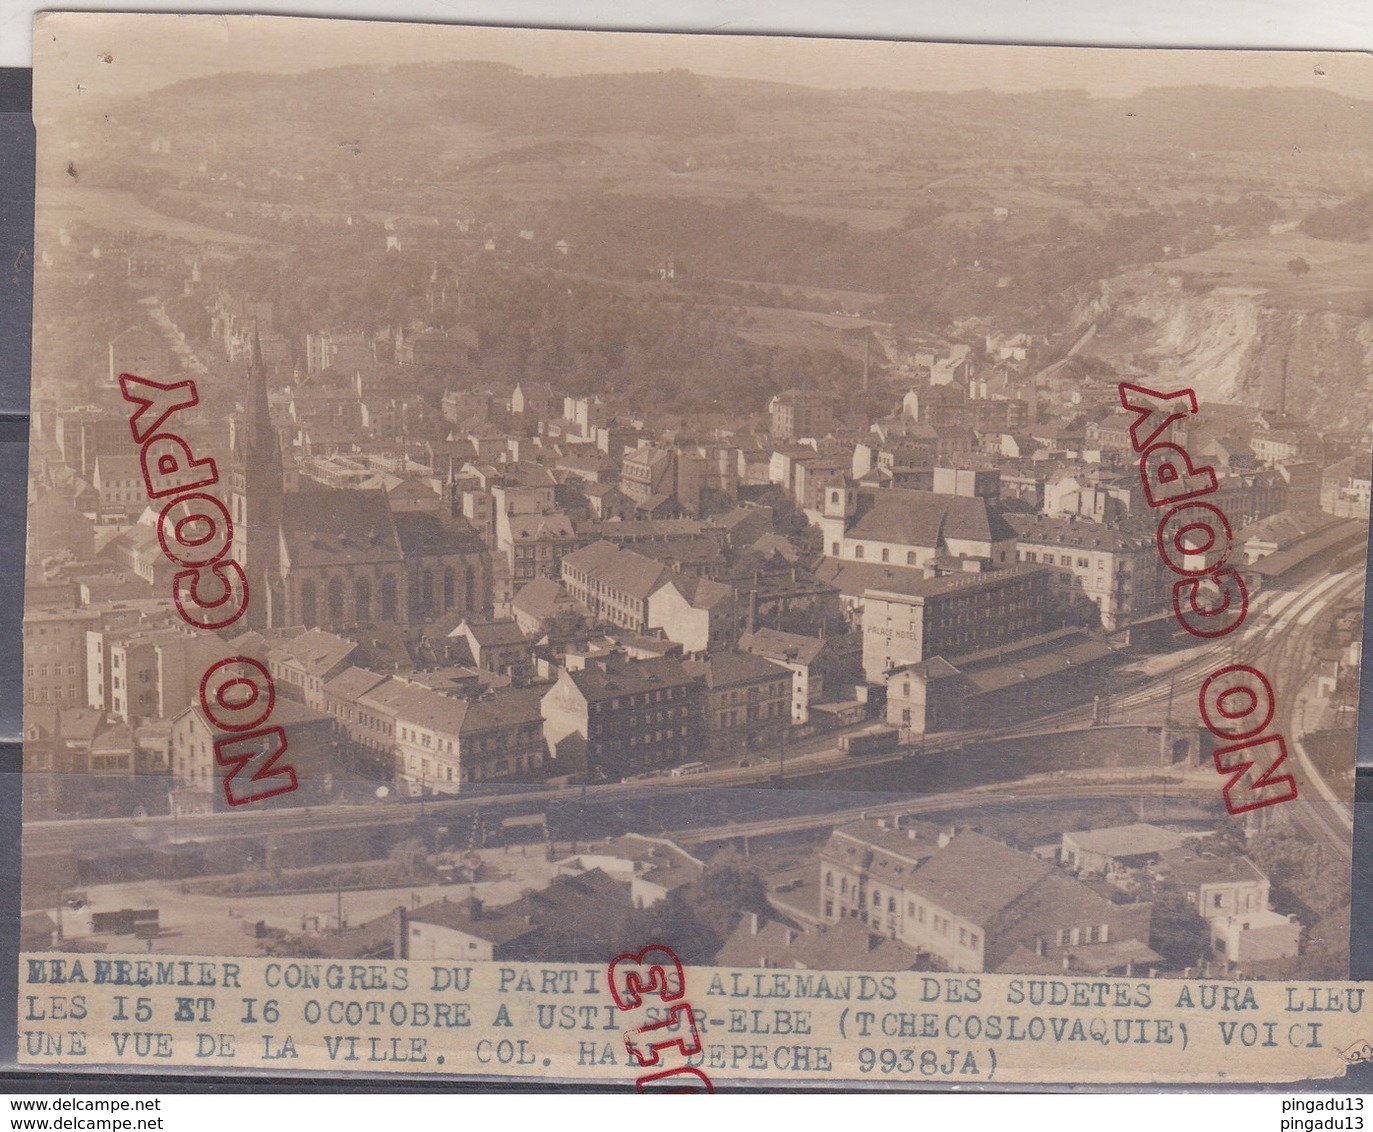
[20,26,1372,986]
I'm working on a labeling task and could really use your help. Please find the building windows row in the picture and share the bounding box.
[28,663,79,678]
[27,685,80,703]
[1054,924,1109,946]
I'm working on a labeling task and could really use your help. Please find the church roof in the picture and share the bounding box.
[280,490,404,568]
[393,510,486,556]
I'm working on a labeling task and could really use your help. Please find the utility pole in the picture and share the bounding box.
[778,647,798,788]
[779,714,790,791]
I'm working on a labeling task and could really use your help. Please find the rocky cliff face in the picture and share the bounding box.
[1101,282,1373,430]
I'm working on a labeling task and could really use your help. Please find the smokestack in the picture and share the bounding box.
[1280,356,1288,416]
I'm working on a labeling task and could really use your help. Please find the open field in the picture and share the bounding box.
[40,185,265,246]
[734,305,882,356]
[1158,231,1373,313]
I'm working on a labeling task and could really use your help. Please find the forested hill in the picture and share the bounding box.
[87,65,1373,180]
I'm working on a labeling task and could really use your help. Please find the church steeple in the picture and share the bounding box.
[239,324,282,478]
[447,454,462,517]
[230,322,285,629]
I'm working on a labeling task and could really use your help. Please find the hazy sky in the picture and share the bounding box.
[32,10,1373,120]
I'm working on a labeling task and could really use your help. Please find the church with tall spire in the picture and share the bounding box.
[229,325,492,633]
[230,326,285,630]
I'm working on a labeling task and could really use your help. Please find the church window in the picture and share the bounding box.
[354,578,371,623]
[420,570,434,614]
[443,569,455,610]
[381,576,397,621]
[301,580,318,627]
[465,566,476,608]
[327,577,344,625]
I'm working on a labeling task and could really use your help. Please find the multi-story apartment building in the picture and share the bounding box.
[320,667,397,753]
[540,654,700,775]
[511,381,555,420]
[860,565,1052,683]
[647,574,737,655]
[618,445,702,516]
[1042,471,1136,524]
[169,697,335,808]
[24,606,100,709]
[902,383,1029,434]
[264,628,358,711]
[106,627,224,725]
[55,409,128,480]
[560,541,672,634]
[91,454,146,523]
[738,629,831,725]
[620,445,674,507]
[769,390,835,441]
[561,540,738,654]
[504,512,578,586]
[337,671,412,756]
[563,394,608,439]
[683,652,790,752]
[454,617,533,678]
[1009,515,1166,631]
[793,456,850,512]
[392,684,548,793]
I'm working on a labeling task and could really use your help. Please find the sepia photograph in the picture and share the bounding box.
[16,13,1373,1083]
